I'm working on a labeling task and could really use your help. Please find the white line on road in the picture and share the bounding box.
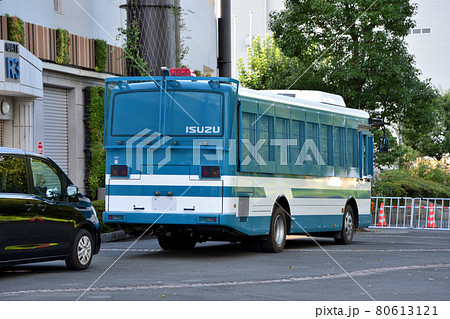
[102,248,162,253]
[1,263,449,297]
[100,248,450,253]
[285,248,450,253]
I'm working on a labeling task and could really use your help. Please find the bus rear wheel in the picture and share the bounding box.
[158,233,196,250]
[260,207,286,253]
[335,205,355,245]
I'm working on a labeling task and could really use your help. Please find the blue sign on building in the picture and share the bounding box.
[6,57,20,80]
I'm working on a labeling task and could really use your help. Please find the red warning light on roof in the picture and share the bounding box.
[170,68,196,77]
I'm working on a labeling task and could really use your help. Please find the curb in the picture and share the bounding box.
[101,230,133,242]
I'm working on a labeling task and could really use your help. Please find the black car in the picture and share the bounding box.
[0,147,100,270]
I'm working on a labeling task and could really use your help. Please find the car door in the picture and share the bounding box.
[29,157,76,257]
[0,154,37,262]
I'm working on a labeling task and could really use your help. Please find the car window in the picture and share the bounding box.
[0,155,28,194]
[30,158,64,201]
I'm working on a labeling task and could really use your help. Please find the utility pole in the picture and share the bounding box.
[218,0,231,77]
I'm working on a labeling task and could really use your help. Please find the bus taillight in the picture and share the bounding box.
[170,68,196,77]
[201,166,220,179]
[111,165,128,177]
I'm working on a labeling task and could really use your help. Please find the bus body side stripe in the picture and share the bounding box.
[291,188,371,199]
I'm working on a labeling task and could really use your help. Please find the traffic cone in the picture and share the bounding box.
[426,203,437,228]
[377,202,387,226]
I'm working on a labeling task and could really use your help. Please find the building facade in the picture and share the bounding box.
[405,0,450,91]
[181,0,218,75]
[0,0,219,195]
[231,0,283,78]
[0,0,126,194]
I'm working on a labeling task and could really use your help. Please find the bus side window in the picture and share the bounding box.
[320,124,333,166]
[334,126,346,177]
[347,128,359,177]
[305,121,320,175]
[359,131,374,178]
[275,117,290,174]
[240,111,257,172]
[259,115,275,163]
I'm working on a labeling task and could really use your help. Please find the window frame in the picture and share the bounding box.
[0,154,29,194]
[28,156,70,202]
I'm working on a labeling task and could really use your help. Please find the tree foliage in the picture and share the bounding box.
[238,36,329,91]
[117,3,151,76]
[403,91,450,160]
[268,0,437,126]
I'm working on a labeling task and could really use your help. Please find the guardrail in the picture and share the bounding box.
[371,197,450,229]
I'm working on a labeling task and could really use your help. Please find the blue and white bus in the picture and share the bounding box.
[103,70,373,252]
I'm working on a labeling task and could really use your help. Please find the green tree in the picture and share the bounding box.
[269,0,437,152]
[403,91,450,160]
[238,36,328,91]
[117,2,151,76]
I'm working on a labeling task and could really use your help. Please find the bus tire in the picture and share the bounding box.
[158,234,196,250]
[178,237,196,250]
[260,207,286,253]
[158,235,177,250]
[335,205,355,245]
[65,229,93,270]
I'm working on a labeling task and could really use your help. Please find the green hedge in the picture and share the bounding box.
[85,87,106,198]
[6,14,25,45]
[56,28,70,64]
[373,169,450,198]
[94,39,107,72]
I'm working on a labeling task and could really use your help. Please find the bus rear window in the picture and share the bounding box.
[112,91,160,136]
[164,91,223,136]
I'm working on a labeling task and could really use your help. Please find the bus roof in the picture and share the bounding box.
[239,88,370,119]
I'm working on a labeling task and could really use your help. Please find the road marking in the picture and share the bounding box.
[1,263,449,297]
[101,247,450,253]
[285,248,450,252]
[102,248,162,253]
[362,234,450,239]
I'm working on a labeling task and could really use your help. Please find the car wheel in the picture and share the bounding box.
[65,229,93,270]
[260,207,286,253]
[335,205,355,245]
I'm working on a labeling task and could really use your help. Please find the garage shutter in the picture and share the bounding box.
[43,87,69,173]
[0,120,3,146]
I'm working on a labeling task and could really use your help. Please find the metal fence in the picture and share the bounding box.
[371,197,450,229]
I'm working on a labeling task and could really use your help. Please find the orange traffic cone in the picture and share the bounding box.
[426,203,437,228]
[377,202,387,226]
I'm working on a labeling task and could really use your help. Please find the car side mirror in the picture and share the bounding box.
[379,135,389,152]
[67,185,79,199]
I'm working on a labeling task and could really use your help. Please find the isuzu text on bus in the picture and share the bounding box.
[103,69,374,252]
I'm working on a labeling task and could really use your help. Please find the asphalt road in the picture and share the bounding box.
[1,228,450,301]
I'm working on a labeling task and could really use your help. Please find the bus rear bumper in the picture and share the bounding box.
[103,212,266,236]
[103,211,221,226]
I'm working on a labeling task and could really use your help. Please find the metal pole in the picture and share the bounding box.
[264,0,268,40]
[218,0,232,77]
[233,14,237,79]
[249,10,253,49]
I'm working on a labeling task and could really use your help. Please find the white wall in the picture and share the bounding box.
[231,0,284,78]
[0,0,126,45]
[181,0,218,75]
[406,0,450,91]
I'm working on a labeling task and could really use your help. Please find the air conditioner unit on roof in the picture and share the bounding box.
[264,90,346,107]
